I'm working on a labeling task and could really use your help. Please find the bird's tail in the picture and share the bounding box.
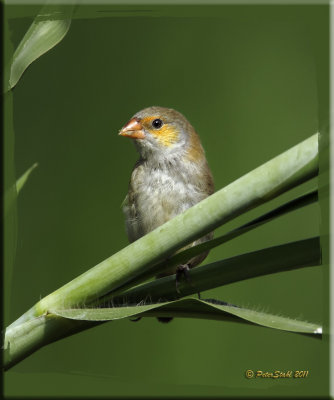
[157,316,173,323]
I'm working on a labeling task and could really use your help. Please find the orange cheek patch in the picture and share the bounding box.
[153,125,178,147]
[142,116,179,147]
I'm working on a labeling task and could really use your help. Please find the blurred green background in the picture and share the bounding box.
[4,3,329,397]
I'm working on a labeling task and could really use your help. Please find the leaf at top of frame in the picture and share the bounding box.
[8,4,74,90]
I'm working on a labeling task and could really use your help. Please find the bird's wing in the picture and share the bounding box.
[122,192,143,243]
[120,194,128,209]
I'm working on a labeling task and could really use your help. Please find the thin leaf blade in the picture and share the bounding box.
[51,298,321,335]
[9,6,72,90]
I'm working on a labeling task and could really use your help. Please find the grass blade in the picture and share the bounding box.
[5,163,38,219]
[5,294,320,371]
[51,298,321,335]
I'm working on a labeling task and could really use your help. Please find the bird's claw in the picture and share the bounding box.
[175,264,193,293]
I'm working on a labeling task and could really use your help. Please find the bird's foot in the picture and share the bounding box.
[175,264,193,293]
[130,317,142,322]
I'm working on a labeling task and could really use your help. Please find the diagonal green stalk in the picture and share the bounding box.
[4,133,319,370]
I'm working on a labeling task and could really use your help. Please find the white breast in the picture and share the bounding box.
[123,159,207,242]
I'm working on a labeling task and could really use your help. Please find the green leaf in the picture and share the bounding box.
[8,4,74,90]
[16,163,38,194]
[51,298,321,335]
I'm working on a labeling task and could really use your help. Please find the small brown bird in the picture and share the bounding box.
[119,106,214,321]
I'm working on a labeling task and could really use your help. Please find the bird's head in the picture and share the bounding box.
[119,106,205,162]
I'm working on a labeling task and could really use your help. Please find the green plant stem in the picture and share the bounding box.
[4,315,100,371]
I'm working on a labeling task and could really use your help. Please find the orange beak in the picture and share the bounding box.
[119,117,145,139]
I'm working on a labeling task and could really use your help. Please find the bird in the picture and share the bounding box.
[119,106,214,322]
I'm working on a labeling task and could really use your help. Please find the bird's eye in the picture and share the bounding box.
[152,119,163,129]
